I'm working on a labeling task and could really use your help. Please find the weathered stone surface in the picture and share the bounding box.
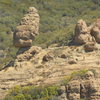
[84,42,97,52]
[91,19,100,43]
[66,71,100,100]
[67,80,80,100]
[75,19,100,45]
[0,45,100,100]
[74,19,100,52]
[13,7,40,47]
[42,53,54,62]
[74,19,94,45]
[16,46,42,62]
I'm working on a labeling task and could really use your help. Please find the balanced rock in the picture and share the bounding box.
[13,7,40,47]
[91,19,100,43]
[74,19,95,45]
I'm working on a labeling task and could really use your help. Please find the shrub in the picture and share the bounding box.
[61,69,88,85]
[4,85,61,100]
[9,85,22,96]
[14,94,25,100]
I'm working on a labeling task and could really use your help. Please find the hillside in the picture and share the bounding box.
[0,5,100,99]
[0,0,100,69]
[0,0,100,100]
[0,45,100,100]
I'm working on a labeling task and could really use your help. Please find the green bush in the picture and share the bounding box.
[4,85,61,100]
[24,95,32,100]
[14,94,25,100]
[61,69,88,85]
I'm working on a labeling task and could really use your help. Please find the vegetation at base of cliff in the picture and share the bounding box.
[4,85,61,100]
[4,69,90,100]
[62,69,88,85]
[0,0,100,69]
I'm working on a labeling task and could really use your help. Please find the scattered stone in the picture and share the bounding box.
[42,53,54,62]
[68,59,77,64]
[84,42,97,52]
[60,54,68,59]
[84,71,94,79]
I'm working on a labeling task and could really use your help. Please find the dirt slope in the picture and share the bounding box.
[0,45,100,100]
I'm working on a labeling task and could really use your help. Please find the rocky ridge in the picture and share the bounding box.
[0,7,100,100]
[0,45,100,100]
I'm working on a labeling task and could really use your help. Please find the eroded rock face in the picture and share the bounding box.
[91,19,100,43]
[13,7,40,47]
[74,19,94,45]
[67,80,80,100]
[16,46,42,62]
[74,19,100,52]
[66,71,100,100]
[74,19,100,45]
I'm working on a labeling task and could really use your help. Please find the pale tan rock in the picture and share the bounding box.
[0,46,100,100]
[84,42,97,52]
[74,19,95,45]
[42,53,54,62]
[67,80,80,100]
[65,71,100,100]
[68,59,77,64]
[75,19,88,35]
[17,46,42,62]
[91,19,100,43]
[68,93,80,100]
[13,7,40,47]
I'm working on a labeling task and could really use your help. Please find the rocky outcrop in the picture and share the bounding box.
[74,19,95,45]
[16,46,42,62]
[91,19,100,43]
[13,7,40,47]
[66,71,100,100]
[0,45,100,100]
[74,19,100,52]
[75,19,100,45]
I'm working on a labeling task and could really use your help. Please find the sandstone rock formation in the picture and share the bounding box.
[74,19,95,45]
[0,45,100,100]
[66,71,100,100]
[74,19,100,52]
[91,19,100,43]
[16,46,42,62]
[13,7,40,47]
[0,8,100,99]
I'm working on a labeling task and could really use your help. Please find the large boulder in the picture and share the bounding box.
[91,19,100,43]
[13,7,40,47]
[74,19,95,45]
